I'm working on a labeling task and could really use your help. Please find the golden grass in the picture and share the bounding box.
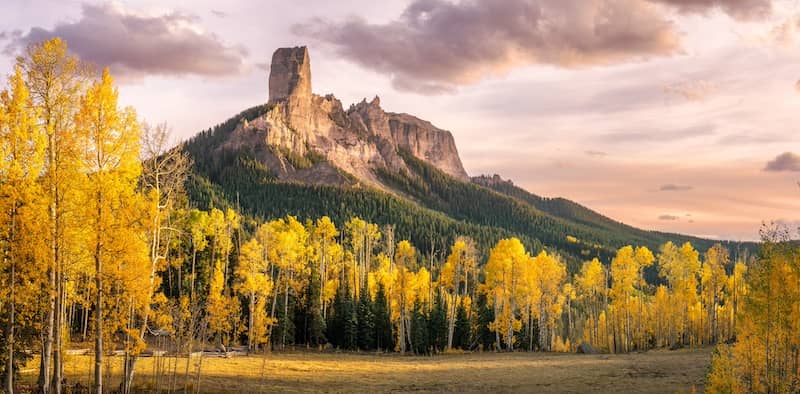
[20,348,711,393]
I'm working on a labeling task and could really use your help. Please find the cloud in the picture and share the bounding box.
[649,0,772,20]
[5,3,247,79]
[599,123,716,143]
[764,14,800,47]
[718,132,787,145]
[211,9,227,18]
[585,150,608,157]
[764,152,800,172]
[660,184,694,191]
[659,214,681,221]
[293,0,681,93]
[663,80,715,102]
[796,79,800,92]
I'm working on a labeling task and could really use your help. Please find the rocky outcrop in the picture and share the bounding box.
[223,46,468,188]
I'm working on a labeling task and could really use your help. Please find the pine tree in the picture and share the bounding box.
[306,263,327,346]
[342,288,358,351]
[411,302,429,355]
[272,291,296,348]
[357,291,375,350]
[429,295,448,353]
[453,299,470,350]
[329,280,357,350]
[327,283,345,348]
[474,293,496,351]
[373,284,393,351]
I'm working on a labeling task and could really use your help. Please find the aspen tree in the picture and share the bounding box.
[235,238,275,350]
[575,258,606,346]
[529,251,567,351]
[392,240,417,353]
[440,237,477,350]
[121,122,190,393]
[610,246,653,352]
[1,65,46,393]
[482,238,528,351]
[17,38,88,394]
[74,68,143,394]
[658,242,700,346]
[702,243,729,344]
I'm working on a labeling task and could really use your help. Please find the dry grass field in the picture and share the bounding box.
[20,348,712,393]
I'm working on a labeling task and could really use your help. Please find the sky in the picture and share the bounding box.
[1,0,799,241]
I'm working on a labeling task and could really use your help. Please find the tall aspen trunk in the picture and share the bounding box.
[5,224,15,394]
[40,200,56,394]
[567,296,572,341]
[94,192,104,394]
[94,240,103,394]
[446,294,456,350]
[190,245,197,301]
[52,267,64,393]
[40,128,59,394]
[493,294,501,351]
[282,278,289,348]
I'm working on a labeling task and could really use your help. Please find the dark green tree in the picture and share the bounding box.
[326,281,348,348]
[429,295,448,353]
[411,302,430,355]
[343,294,358,350]
[373,284,394,351]
[273,293,296,347]
[306,264,326,346]
[453,299,470,350]
[357,291,376,350]
[474,293,495,351]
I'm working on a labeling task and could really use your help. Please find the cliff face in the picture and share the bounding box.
[224,46,468,188]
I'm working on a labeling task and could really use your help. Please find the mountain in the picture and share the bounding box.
[182,46,751,272]
[218,46,467,191]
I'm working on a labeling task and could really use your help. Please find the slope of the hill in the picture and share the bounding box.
[471,174,737,253]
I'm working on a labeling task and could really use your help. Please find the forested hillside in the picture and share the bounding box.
[182,105,752,273]
[472,174,726,252]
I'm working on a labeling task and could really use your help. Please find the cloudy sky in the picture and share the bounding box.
[1,0,799,241]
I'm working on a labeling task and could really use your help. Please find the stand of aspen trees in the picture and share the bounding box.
[0,38,798,394]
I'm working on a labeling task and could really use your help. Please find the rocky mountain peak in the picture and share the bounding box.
[224,46,469,189]
[268,46,311,104]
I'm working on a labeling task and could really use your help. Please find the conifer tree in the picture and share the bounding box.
[411,302,429,355]
[453,299,471,350]
[357,291,375,350]
[306,262,327,346]
[429,294,448,352]
[373,284,393,351]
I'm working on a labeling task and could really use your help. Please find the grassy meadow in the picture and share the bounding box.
[20,348,711,393]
